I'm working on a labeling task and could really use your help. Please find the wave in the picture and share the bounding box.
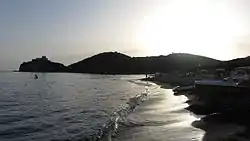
[127,79,155,87]
[85,82,151,141]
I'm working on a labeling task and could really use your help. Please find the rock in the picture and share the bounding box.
[19,56,68,72]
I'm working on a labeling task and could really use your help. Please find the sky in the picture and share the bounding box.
[1,0,250,70]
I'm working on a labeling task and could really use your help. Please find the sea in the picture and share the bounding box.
[0,72,247,141]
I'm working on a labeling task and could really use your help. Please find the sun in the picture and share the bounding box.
[138,0,247,60]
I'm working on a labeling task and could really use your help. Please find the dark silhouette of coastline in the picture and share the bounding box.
[19,52,221,74]
[18,52,250,74]
[19,56,68,72]
[218,56,250,70]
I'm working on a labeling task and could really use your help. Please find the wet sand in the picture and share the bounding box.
[113,86,203,141]
[113,84,249,141]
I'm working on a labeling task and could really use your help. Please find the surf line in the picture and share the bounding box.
[89,86,151,141]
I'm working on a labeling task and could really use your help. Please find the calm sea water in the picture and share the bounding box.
[1,72,245,141]
[0,72,149,141]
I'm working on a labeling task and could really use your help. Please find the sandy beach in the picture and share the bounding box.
[112,81,250,141]
[113,84,204,141]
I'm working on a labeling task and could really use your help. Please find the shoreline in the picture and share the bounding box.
[113,82,204,141]
[141,73,196,87]
[141,77,250,141]
[140,74,195,89]
[141,78,175,89]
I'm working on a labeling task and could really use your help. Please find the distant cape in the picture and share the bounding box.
[19,51,246,74]
[19,56,68,72]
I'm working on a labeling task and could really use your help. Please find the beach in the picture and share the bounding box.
[113,85,204,141]
[122,78,250,141]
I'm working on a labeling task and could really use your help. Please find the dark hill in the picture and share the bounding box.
[19,56,68,72]
[218,56,250,70]
[68,52,221,74]
[133,53,221,73]
[68,52,133,74]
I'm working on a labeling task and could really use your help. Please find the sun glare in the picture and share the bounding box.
[138,0,247,60]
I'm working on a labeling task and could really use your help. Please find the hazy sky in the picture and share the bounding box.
[1,0,250,70]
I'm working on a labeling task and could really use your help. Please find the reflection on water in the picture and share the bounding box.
[0,73,148,141]
[114,85,250,141]
[114,87,204,141]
